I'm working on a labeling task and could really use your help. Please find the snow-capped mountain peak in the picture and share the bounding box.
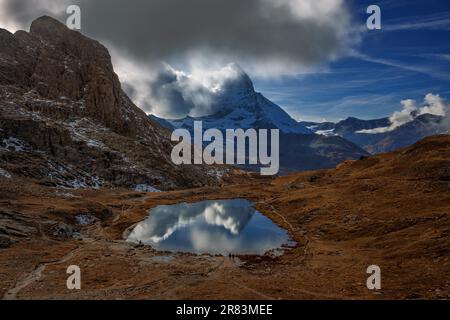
[169,64,312,135]
[214,63,255,97]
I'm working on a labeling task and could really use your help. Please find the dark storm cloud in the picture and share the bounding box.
[1,0,356,73]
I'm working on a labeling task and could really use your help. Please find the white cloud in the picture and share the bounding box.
[358,93,449,134]
[419,93,447,117]
[0,0,69,31]
[388,99,418,130]
[383,11,450,31]
[351,51,450,82]
[114,48,249,119]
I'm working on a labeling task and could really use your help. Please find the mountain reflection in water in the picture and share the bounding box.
[127,199,289,255]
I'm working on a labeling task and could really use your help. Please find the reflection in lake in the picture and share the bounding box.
[127,199,290,255]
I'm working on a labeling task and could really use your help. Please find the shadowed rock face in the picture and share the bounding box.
[2,16,143,136]
[0,16,228,190]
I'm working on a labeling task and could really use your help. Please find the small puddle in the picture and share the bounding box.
[127,199,291,256]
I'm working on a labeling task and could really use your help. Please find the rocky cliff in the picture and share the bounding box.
[0,16,227,190]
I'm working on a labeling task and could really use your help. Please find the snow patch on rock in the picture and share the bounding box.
[0,168,12,179]
[65,120,109,150]
[207,168,227,179]
[134,184,161,193]
[54,191,79,199]
[1,137,30,152]
[63,176,103,190]
[76,215,96,226]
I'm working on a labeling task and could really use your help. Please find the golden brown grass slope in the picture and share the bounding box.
[0,135,449,300]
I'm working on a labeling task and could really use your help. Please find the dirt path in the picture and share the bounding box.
[3,246,81,300]
[3,264,47,300]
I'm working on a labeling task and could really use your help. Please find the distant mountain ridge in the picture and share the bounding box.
[303,113,448,154]
[149,114,175,131]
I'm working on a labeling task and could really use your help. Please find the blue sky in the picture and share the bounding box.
[254,0,450,122]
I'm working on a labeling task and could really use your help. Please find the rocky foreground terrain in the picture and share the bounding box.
[0,135,448,300]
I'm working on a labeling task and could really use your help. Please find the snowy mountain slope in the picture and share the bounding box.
[301,117,390,138]
[169,64,312,135]
[169,93,313,134]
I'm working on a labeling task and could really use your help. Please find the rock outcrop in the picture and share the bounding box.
[1,16,161,137]
[0,16,227,190]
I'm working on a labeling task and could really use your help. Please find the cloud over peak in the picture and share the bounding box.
[116,59,252,119]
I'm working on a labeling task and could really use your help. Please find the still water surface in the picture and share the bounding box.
[127,199,290,255]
